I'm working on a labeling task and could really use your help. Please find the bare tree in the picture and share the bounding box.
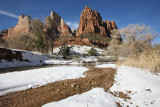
[120,24,158,48]
[107,29,122,56]
[110,29,122,45]
[45,16,59,54]
[119,24,158,57]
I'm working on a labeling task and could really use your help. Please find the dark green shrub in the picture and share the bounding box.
[59,45,73,59]
[88,47,98,56]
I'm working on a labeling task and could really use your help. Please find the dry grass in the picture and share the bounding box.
[123,49,160,73]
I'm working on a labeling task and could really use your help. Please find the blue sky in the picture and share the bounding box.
[0,0,160,43]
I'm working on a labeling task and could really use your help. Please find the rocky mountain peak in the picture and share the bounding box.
[81,6,102,21]
[47,11,72,36]
[18,15,32,25]
[1,7,120,48]
[3,15,32,39]
[76,6,116,36]
[50,11,61,24]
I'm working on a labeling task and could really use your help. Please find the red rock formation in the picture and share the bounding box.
[54,37,108,48]
[54,6,119,48]
[49,11,72,36]
[3,12,72,40]
[105,20,117,32]
[76,6,117,37]
[1,7,120,48]
[5,15,31,39]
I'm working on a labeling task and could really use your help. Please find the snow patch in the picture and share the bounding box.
[95,64,116,68]
[53,45,109,55]
[0,67,88,96]
[110,65,160,107]
[43,88,117,107]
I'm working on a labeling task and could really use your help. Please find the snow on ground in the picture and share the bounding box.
[110,65,160,107]
[1,61,159,107]
[44,56,104,65]
[53,45,109,55]
[96,64,160,107]
[0,47,50,68]
[0,66,88,96]
[43,88,117,107]
[44,59,76,65]
[95,63,116,68]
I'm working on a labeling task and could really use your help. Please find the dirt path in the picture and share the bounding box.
[0,67,116,107]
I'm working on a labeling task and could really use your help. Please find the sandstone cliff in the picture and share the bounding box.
[51,6,120,48]
[1,7,121,48]
[49,11,72,36]
[3,12,72,40]
[76,6,117,37]
[4,15,32,39]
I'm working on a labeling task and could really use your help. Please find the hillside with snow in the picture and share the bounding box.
[53,45,109,55]
[0,47,50,68]
[0,45,114,68]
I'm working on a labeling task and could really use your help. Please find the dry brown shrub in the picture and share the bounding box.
[123,48,160,73]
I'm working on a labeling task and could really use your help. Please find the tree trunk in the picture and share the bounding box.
[51,44,54,55]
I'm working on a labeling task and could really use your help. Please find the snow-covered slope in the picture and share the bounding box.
[96,64,160,107]
[45,45,112,64]
[43,88,117,107]
[110,65,160,107]
[53,45,109,55]
[0,66,88,96]
[0,46,113,68]
[0,47,50,68]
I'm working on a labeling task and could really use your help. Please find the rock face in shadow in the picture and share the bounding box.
[0,29,8,40]
[76,6,117,37]
[49,11,72,36]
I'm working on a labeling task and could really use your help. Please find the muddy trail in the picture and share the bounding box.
[0,67,116,107]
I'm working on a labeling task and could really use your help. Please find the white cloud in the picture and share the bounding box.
[0,10,19,19]
[66,21,79,29]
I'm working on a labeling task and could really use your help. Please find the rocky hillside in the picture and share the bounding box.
[1,6,121,48]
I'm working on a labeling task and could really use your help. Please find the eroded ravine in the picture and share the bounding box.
[0,67,116,107]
